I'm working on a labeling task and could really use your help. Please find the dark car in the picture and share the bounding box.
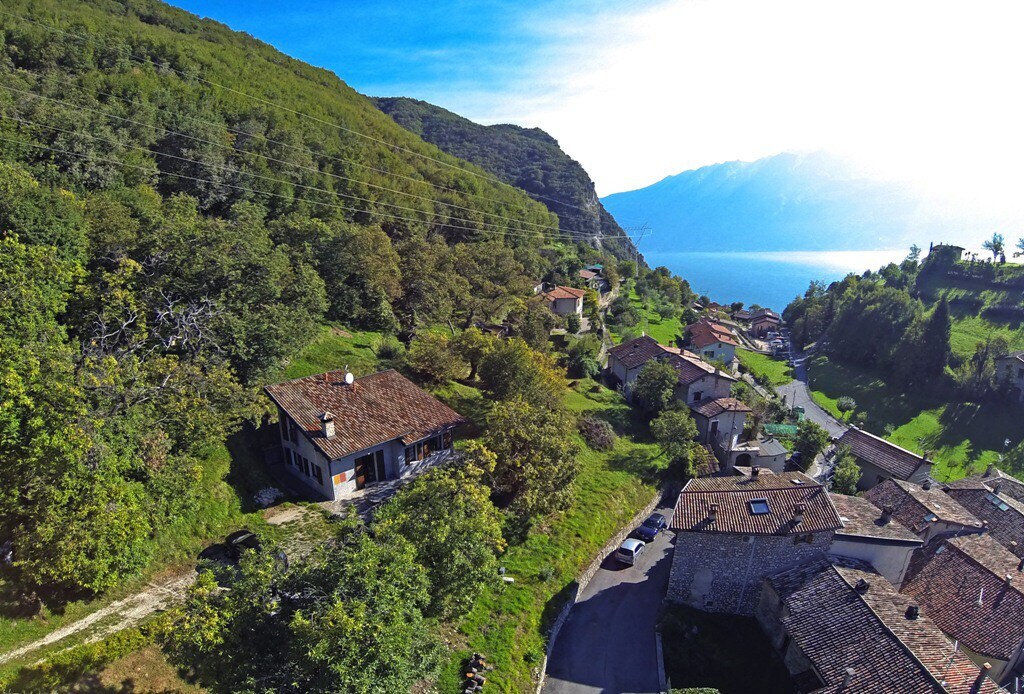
[634,512,668,541]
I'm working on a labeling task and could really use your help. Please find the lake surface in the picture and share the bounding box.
[644,250,908,311]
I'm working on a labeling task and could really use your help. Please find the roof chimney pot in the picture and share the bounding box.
[708,503,719,521]
[855,578,870,594]
[922,479,932,490]
[905,605,920,620]
[751,465,760,478]
[319,411,336,439]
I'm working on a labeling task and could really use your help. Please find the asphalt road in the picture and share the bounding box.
[774,352,847,439]
[542,506,676,694]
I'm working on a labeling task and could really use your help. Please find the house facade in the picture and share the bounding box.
[667,471,842,615]
[264,369,465,500]
[837,426,933,490]
[605,335,735,403]
[996,351,1024,402]
[541,285,585,317]
[685,319,739,363]
[827,492,923,588]
[749,309,782,338]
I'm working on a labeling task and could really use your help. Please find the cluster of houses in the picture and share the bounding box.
[667,440,1024,691]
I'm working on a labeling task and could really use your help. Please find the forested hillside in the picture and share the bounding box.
[0,0,624,598]
[374,96,638,259]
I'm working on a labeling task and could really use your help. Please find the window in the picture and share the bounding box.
[404,445,415,465]
[692,391,703,402]
[985,492,1010,511]
[312,464,323,485]
[749,499,770,515]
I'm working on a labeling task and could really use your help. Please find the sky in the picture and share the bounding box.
[169,0,1023,223]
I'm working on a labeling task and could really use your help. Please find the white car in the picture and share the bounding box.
[615,538,646,566]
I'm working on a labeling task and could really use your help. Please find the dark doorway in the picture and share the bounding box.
[354,453,373,490]
[373,450,386,482]
[736,453,752,466]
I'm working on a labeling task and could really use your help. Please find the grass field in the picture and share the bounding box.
[284,324,382,379]
[609,288,683,346]
[736,348,793,386]
[807,355,1023,480]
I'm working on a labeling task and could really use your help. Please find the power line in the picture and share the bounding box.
[0,83,594,239]
[0,7,593,213]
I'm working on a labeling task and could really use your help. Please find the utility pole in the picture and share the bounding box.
[622,223,650,277]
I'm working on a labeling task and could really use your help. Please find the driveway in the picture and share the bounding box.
[542,506,675,694]
[774,352,847,439]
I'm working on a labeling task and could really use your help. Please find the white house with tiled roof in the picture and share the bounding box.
[264,369,465,500]
[996,351,1024,402]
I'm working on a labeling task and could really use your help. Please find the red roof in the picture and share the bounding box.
[838,427,931,480]
[687,320,739,349]
[543,285,586,301]
[264,369,466,461]
[768,559,1004,694]
[578,269,598,280]
[903,534,1024,661]
[672,472,842,535]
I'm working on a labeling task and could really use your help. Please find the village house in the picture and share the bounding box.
[756,558,1004,693]
[749,308,782,338]
[684,318,739,363]
[902,534,1024,685]
[667,470,842,615]
[959,465,1024,504]
[828,493,923,587]
[836,426,933,490]
[731,308,753,323]
[264,369,465,500]
[688,396,754,465]
[995,351,1024,402]
[577,268,608,294]
[605,335,736,403]
[541,285,586,317]
[864,478,984,543]
[945,477,1024,559]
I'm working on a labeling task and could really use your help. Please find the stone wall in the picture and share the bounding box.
[667,530,833,615]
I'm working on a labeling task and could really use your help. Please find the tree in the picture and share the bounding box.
[1015,237,1024,259]
[830,444,862,495]
[918,299,952,378]
[404,331,462,384]
[566,312,582,334]
[906,244,921,263]
[982,233,1005,261]
[794,420,831,465]
[483,398,581,521]
[374,461,505,618]
[632,359,679,414]
[453,327,493,381]
[650,409,698,474]
[836,396,857,417]
[478,338,567,408]
[566,335,602,379]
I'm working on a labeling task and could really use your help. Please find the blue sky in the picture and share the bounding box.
[168,0,1023,225]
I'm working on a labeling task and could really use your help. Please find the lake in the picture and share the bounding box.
[644,249,908,311]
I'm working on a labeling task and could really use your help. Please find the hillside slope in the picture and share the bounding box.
[601,151,961,252]
[373,96,637,260]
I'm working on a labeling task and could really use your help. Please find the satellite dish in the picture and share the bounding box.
[344,372,354,385]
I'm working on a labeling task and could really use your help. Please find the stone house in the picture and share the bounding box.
[959,466,1024,504]
[828,492,923,587]
[749,309,781,338]
[836,426,933,490]
[995,351,1024,402]
[864,478,984,544]
[667,470,842,615]
[684,319,739,363]
[541,285,586,317]
[902,534,1024,685]
[945,478,1024,559]
[264,369,465,500]
[688,396,753,465]
[756,558,1004,693]
[605,335,735,403]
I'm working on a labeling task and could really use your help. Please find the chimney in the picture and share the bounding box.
[976,588,984,607]
[1006,574,1014,587]
[905,605,920,620]
[319,411,336,439]
[993,482,1003,495]
[985,463,996,478]
[880,506,893,524]
[855,578,870,594]
[793,503,806,524]
[751,465,761,478]
[708,503,719,521]
[922,479,932,490]
[974,662,992,689]
[841,668,855,689]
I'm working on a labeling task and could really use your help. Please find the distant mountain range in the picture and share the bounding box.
[601,152,971,253]
[373,97,637,260]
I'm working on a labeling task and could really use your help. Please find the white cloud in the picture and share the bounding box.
[460,0,1024,224]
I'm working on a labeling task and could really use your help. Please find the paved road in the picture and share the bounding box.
[774,352,847,439]
[543,506,675,694]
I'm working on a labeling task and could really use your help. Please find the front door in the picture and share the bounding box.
[354,453,373,490]
[709,419,719,443]
[373,450,386,482]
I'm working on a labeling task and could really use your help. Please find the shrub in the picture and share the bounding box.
[404,332,462,384]
[566,312,582,334]
[373,334,405,360]
[836,396,856,414]
[578,415,617,450]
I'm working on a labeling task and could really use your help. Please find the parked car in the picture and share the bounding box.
[615,538,646,566]
[635,513,668,541]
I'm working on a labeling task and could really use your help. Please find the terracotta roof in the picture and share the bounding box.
[903,534,1024,662]
[607,335,666,370]
[863,479,983,534]
[578,269,598,280]
[672,472,842,535]
[944,486,1024,557]
[688,396,752,418]
[543,285,586,301]
[837,427,931,480]
[829,493,921,543]
[767,559,1004,694]
[689,326,739,349]
[264,369,466,461]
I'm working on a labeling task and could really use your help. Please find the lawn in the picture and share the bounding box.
[806,355,1023,480]
[660,604,793,694]
[284,324,382,379]
[609,288,683,346]
[948,314,1024,359]
[736,349,793,386]
[438,378,666,692]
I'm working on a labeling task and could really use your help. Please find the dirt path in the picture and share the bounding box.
[0,573,195,665]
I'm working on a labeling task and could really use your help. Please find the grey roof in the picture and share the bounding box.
[758,436,788,457]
